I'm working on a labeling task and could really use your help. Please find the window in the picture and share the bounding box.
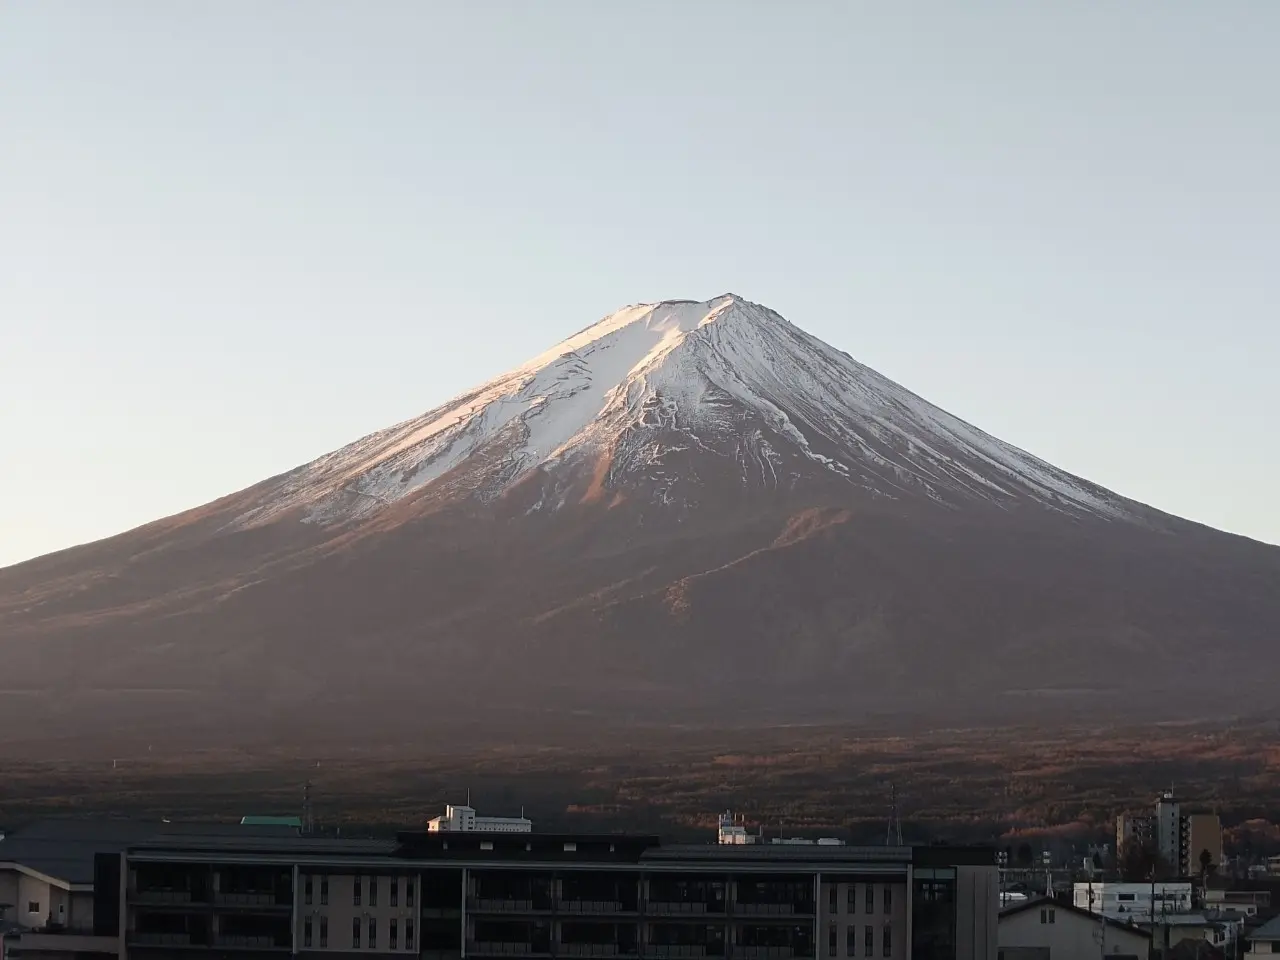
[368,917,377,950]
[407,879,415,909]
[391,877,399,907]
[883,886,892,914]
[564,842,577,852]
[1118,894,1136,902]
[829,923,838,957]
[883,925,892,957]
[848,885,857,913]
[352,917,361,949]
[481,841,494,851]
[866,885,874,913]
[369,876,378,907]
[1040,909,1047,924]
[865,926,874,957]
[391,918,399,951]
[1049,909,1056,924]
[830,886,838,914]
[27,902,39,915]
[304,917,313,948]
[320,917,328,949]
[305,874,313,906]
[354,875,362,906]
[847,924,858,957]
[406,918,415,951]
[320,875,329,905]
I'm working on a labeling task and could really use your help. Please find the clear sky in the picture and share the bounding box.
[2,2,1277,569]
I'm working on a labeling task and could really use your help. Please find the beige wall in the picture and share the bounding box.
[1000,906,1148,960]
[818,880,909,960]
[297,870,421,953]
[1186,814,1223,872]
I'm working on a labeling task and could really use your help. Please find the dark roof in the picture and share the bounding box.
[1001,897,1151,939]
[1250,916,1280,941]
[0,819,304,886]
[646,844,912,863]
[132,835,395,857]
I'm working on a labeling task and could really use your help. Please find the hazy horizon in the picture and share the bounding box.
[3,1,1278,567]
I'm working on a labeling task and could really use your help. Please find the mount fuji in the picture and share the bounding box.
[1,295,1276,751]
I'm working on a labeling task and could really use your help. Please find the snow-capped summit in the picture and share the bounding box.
[241,295,1132,527]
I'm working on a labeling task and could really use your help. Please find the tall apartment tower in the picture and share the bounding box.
[1116,793,1222,877]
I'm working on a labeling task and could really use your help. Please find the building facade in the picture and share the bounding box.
[92,831,997,960]
[1072,882,1192,924]
[1114,795,1222,877]
[426,807,533,835]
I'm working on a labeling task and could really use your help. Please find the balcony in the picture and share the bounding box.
[14,932,122,953]
[559,945,638,958]
[735,949,811,960]
[645,946,714,959]
[734,904,813,917]
[131,888,200,905]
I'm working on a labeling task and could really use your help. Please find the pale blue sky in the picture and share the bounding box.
[2,2,1277,568]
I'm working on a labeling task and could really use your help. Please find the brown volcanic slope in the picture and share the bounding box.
[1,296,1277,751]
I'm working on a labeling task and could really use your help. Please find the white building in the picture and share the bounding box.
[1073,881,1193,923]
[717,812,758,844]
[999,897,1150,960]
[425,804,532,833]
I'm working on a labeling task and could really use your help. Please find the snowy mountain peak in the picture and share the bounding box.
[239,297,1134,528]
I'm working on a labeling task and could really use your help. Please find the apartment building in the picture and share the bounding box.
[1114,794,1223,876]
[90,829,997,960]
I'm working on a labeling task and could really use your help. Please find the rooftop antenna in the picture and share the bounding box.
[303,780,314,834]
[886,783,903,846]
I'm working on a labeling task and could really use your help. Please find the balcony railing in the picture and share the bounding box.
[646,902,723,915]
[470,898,546,913]
[734,903,815,917]
[132,888,196,904]
[214,934,289,948]
[467,941,548,956]
[736,948,811,960]
[558,900,627,914]
[130,932,195,946]
[213,892,289,908]
[644,946,713,959]
[559,944,638,958]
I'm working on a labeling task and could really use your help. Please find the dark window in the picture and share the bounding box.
[407,878,415,908]
[865,926,874,956]
[1049,909,1056,925]
[369,876,378,907]
[884,887,892,914]
[848,885,857,913]
[320,917,328,948]
[1040,909,1047,924]
[883,925,891,957]
[320,875,328,905]
[830,886,838,914]
[829,923,838,956]
[352,917,361,949]
[304,917,313,948]
[304,874,313,906]
[369,916,377,949]
[27,902,39,915]
[354,875,362,906]
[1119,894,1136,902]
[391,918,399,950]
[866,885,874,913]
[847,924,858,956]
[391,877,399,907]
[406,918,415,951]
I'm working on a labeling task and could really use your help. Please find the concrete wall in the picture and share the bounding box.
[955,866,999,960]
[296,870,421,953]
[999,907,1148,960]
[818,880,908,960]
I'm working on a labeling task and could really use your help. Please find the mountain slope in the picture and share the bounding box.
[1,295,1276,752]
